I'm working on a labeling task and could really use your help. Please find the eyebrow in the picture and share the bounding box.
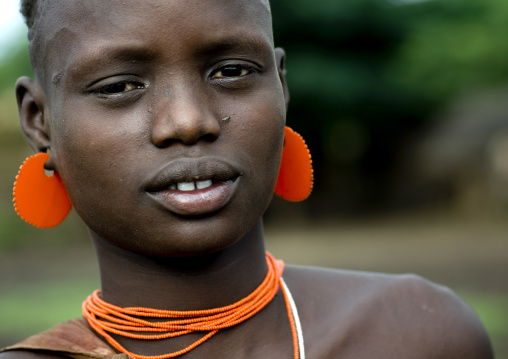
[195,35,273,59]
[66,45,158,80]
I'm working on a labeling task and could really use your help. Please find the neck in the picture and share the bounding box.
[90,220,268,310]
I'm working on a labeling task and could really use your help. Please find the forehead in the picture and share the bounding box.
[45,0,270,25]
[41,0,272,30]
[38,0,273,82]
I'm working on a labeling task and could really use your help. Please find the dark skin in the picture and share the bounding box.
[1,0,493,358]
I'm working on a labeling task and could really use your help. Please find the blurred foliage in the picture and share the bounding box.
[0,34,32,92]
[0,33,32,144]
[393,0,508,101]
[270,0,508,215]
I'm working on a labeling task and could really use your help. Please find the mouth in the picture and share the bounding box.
[144,158,241,216]
[169,179,215,191]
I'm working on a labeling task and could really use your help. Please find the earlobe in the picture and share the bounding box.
[274,47,290,109]
[15,76,51,156]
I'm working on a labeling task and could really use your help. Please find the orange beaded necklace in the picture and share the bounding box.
[82,252,300,359]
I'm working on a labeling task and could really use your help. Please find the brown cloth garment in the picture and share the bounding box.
[0,318,130,359]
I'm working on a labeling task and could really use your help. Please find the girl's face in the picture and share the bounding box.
[37,0,287,256]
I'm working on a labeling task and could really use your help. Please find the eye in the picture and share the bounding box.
[212,65,250,79]
[97,81,146,95]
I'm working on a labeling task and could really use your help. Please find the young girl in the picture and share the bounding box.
[1,0,493,358]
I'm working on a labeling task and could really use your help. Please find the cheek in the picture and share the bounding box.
[255,89,286,159]
[50,108,145,217]
[56,136,118,215]
[234,89,286,192]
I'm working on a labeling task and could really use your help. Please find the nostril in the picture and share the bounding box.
[179,129,218,145]
[201,132,219,143]
[153,128,218,148]
[156,138,179,148]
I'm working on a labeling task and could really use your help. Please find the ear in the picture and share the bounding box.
[15,76,54,168]
[274,47,290,110]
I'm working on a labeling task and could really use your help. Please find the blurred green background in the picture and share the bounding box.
[1,0,507,357]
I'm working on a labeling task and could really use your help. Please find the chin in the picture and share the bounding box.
[93,214,255,259]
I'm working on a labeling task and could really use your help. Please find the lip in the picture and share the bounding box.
[144,158,241,216]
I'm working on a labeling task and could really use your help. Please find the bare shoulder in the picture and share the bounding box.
[283,265,494,359]
[0,351,66,359]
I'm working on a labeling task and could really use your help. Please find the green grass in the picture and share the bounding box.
[459,291,508,359]
[0,277,99,346]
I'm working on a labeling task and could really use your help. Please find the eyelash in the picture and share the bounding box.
[211,64,253,79]
[95,81,147,97]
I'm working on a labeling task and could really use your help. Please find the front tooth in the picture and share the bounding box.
[196,180,213,190]
[177,182,196,191]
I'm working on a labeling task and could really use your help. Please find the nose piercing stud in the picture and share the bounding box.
[221,116,231,122]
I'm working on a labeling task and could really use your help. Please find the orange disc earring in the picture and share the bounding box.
[13,152,72,228]
[274,126,314,202]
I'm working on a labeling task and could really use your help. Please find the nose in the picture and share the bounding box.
[150,86,221,147]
